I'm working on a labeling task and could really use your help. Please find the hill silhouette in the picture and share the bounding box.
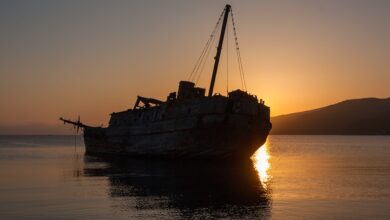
[271,97,390,135]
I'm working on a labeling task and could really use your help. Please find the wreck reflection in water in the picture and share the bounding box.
[82,147,272,219]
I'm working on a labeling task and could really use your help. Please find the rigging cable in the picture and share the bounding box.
[188,8,225,82]
[189,31,214,82]
[195,23,221,84]
[231,9,247,91]
[194,10,224,84]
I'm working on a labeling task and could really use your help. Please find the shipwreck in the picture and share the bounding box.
[60,5,272,159]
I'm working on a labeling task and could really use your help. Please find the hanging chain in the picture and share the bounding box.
[188,8,225,82]
[231,9,247,91]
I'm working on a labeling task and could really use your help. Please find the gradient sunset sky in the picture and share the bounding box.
[0,0,389,134]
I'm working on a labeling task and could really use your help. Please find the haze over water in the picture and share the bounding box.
[0,135,389,219]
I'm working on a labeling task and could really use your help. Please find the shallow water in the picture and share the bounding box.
[0,135,389,219]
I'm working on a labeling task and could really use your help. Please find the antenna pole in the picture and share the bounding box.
[208,4,231,97]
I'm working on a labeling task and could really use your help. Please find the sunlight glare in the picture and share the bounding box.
[251,142,271,188]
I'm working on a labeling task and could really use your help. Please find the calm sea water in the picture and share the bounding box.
[0,135,389,219]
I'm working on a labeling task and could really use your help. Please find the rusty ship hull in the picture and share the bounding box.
[83,93,271,159]
[84,122,270,159]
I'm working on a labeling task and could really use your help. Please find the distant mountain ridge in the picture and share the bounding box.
[271,97,390,135]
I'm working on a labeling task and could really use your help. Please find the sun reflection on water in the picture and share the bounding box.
[251,142,271,188]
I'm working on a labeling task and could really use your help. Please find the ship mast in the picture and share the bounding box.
[208,4,231,97]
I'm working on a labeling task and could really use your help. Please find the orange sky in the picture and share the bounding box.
[0,0,389,134]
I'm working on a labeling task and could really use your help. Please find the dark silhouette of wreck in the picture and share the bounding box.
[60,5,272,159]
